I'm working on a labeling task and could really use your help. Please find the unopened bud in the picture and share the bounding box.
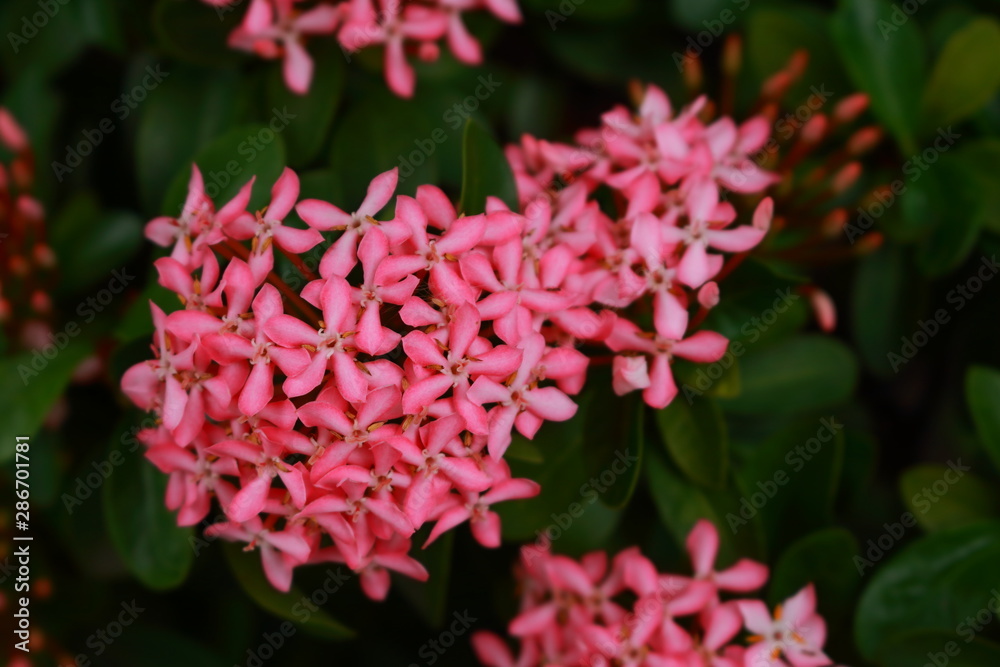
[847,126,883,156]
[831,161,862,194]
[833,93,869,124]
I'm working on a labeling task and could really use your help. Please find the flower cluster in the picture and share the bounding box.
[506,83,776,408]
[121,163,605,597]
[0,107,57,350]
[473,520,835,667]
[201,0,521,97]
[121,77,781,595]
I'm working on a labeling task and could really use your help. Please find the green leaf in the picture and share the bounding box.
[162,124,287,216]
[49,195,143,294]
[459,117,518,214]
[854,521,1000,659]
[900,465,1000,532]
[769,528,860,620]
[746,6,848,104]
[831,0,924,154]
[102,627,222,667]
[102,415,194,589]
[876,631,1000,667]
[266,42,345,167]
[718,336,857,415]
[328,89,438,203]
[0,0,86,77]
[656,396,728,489]
[222,542,356,640]
[135,67,250,214]
[645,448,761,564]
[851,245,908,376]
[582,381,644,510]
[951,139,1000,233]
[912,152,986,276]
[967,365,1000,474]
[668,0,740,33]
[0,340,93,462]
[497,404,622,555]
[730,418,845,557]
[113,275,179,342]
[397,532,453,627]
[922,17,1000,128]
[153,0,243,66]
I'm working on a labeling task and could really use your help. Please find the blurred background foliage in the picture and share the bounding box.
[2,0,1000,664]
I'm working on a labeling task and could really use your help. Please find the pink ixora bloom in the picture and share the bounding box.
[207,0,521,97]
[472,521,835,667]
[228,0,341,94]
[123,78,793,597]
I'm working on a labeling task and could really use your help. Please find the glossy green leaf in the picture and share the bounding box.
[854,521,1000,659]
[967,365,1000,474]
[656,396,728,489]
[922,18,1000,128]
[397,532,453,627]
[162,124,287,216]
[876,631,1000,667]
[329,90,438,203]
[952,139,1000,233]
[730,418,845,557]
[222,542,356,640]
[645,448,762,564]
[831,0,924,154]
[912,151,986,276]
[582,381,644,510]
[103,415,194,589]
[851,245,908,377]
[136,67,250,214]
[459,116,518,214]
[0,341,93,462]
[497,405,622,555]
[49,194,142,294]
[153,0,243,66]
[718,336,857,414]
[900,464,1000,532]
[769,528,860,619]
[266,43,345,167]
[746,6,847,104]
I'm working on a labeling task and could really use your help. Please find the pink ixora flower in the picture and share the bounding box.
[208,0,522,97]
[472,521,835,667]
